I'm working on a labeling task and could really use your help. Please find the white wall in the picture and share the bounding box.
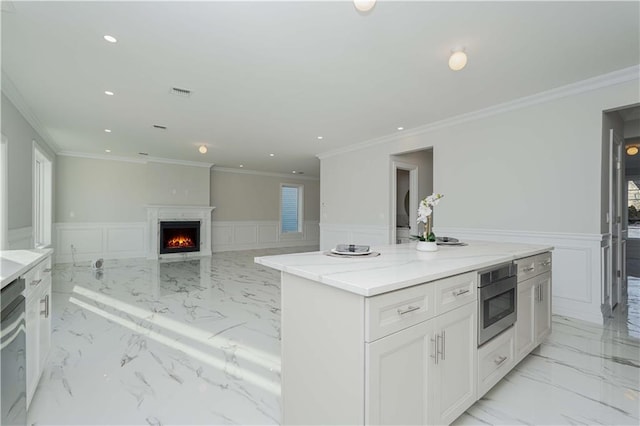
[210,168,320,251]
[1,93,56,248]
[624,118,640,139]
[319,71,640,324]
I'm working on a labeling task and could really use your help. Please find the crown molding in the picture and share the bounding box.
[317,65,640,160]
[146,156,214,169]
[1,70,60,153]
[212,166,320,181]
[57,151,147,164]
[57,151,214,168]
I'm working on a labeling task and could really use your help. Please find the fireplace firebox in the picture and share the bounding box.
[159,221,201,254]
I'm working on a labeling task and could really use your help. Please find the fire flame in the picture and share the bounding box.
[167,235,195,248]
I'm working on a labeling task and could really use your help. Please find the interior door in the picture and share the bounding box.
[610,129,625,311]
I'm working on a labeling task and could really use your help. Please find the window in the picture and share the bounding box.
[281,184,303,234]
[33,143,52,248]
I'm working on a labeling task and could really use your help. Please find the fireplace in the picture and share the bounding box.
[159,221,201,254]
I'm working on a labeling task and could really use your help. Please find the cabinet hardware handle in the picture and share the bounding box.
[30,278,42,287]
[397,305,420,315]
[43,268,52,273]
[522,266,535,272]
[441,330,446,360]
[430,336,439,365]
[452,288,470,296]
[40,294,49,318]
[539,285,543,302]
[436,333,444,361]
[494,355,508,365]
[540,260,551,267]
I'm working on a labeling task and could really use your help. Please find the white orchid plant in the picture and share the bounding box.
[415,193,444,242]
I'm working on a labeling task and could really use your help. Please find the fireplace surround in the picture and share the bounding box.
[146,205,216,260]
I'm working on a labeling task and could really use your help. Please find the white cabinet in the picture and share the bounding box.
[429,302,476,425]
[478,326,515,397]
[365,302,476,426]
[515,252,552,364]
[24,254,52,408]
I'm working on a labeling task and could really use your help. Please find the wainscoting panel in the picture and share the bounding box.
[319,223,390,251]
[436,227,605,324]
[54,222,146,263]
[212,220,319,252]
[8,226,32,249]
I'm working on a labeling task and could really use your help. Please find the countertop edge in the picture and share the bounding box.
[255,243,554,297]
[1,249,54,290]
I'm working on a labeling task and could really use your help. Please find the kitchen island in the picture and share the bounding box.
[255,240,553,425]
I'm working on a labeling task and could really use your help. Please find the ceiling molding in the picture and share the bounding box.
[212,166,320,181]
[57,151,147,164]
[317,65,640,160]
[1,70,60,153]
[146,156,214,169]
[57,151,214,168]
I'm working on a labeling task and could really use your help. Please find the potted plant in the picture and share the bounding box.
[413,193,444,252]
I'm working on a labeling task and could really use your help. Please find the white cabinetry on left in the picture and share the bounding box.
[24,254,52,408]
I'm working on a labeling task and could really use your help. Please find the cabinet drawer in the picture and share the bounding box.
[433,271,476,315]
[365,283,435,342]
[477,326,515,397]
[24,256,52,299]
[516,252,551,281]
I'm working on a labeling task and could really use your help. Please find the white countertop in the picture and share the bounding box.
[255,241,553,297]
[0,249,53,290]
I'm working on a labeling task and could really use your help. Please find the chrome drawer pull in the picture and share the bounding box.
[540,260,551,267]
[430,336,438,365]
[522,266,535,272]
[397,305,420,315]
[494,355,508,365]
[40,294,49,318]
[30,278,42,287]
[452,288,470,296]
[43,268,52,273]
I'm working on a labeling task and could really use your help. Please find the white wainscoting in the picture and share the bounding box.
[319,223,389,251]
[8,226,33,249]
[54,222,147,263]
[212,220,319,252]
[437,227,605,324]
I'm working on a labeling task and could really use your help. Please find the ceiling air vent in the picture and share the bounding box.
[152,124,167,130]
[169,87,192,97]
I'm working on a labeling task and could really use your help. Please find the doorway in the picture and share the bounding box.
[390,149,434,245]
[605,104,640,322]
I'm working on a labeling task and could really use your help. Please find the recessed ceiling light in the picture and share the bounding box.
[103,35,117,43]
[105,149,111,153]
[269,153,275,157]
[292,171,297,174]
[104,90,114,96]
[397,127,404,131]
[239,164,244,168]
[317,136,324,140]
[354,0,376,13]
[198,145,208,154]
[104,129,112,133]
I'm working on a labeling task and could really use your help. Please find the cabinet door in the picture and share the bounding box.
[430,302,477,426]
[25,291,40,408]
[515,278,536,363]
[38,279,52,370]
[366,320,433,425]
[534,273,552,343]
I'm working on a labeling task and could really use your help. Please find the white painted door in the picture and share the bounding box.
[366,320,433,425]
[429,302,477,425]
[534,273,552,343]
[515,278,536,363]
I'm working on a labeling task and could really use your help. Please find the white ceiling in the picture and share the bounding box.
[2,1,639,177]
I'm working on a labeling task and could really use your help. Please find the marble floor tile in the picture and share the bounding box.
[28,248,640,425]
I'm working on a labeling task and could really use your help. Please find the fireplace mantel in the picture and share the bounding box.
[146,205,216,260]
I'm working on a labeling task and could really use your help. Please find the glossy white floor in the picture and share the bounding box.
[28,248,639,425]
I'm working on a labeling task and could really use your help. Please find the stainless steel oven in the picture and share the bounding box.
[1,277,27,426]
[478,262,517,346]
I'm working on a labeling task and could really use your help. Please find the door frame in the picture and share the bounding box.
[390,161,418,244]
[607,128,625,315]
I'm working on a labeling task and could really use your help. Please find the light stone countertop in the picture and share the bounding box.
[255,240,553,297]
[0,249,53,290]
